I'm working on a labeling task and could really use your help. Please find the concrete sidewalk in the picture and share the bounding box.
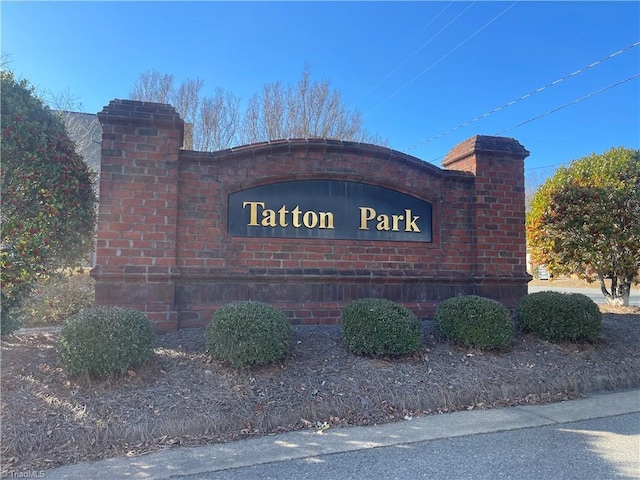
[44,389,640,480]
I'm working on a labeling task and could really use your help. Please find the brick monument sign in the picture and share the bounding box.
[91,100,531,332]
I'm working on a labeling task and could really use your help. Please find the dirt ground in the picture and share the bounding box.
[2,306,639,475]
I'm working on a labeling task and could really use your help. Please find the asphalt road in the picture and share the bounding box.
[177,413,640,480]
[528,286,640,306]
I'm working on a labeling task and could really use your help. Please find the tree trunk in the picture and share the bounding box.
[598,274,631,306]
[616,278,632,307]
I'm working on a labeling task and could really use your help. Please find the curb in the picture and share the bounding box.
[44,389,640,480]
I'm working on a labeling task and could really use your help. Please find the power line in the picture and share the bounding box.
[410,1,455,42]
[358,1,466,103]
[407,41,640,151]
[365,1,518,117]
[525,163,564,172]
[422,73,640,165]
[494,73,640,135]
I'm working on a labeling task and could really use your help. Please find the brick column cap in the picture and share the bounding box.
[442,135,530,168]
[98,99,184,133]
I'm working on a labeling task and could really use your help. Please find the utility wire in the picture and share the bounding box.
[358,1,465,103]
[407,41,640,151]
[494,73,639,135]
[365,1,518,116]
[410,1,455,41]
[422,73,640,165]
[525,163,564,172]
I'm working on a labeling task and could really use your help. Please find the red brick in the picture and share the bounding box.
[95,102,530,331]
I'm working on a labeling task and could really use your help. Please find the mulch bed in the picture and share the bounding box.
[2,310,639,475]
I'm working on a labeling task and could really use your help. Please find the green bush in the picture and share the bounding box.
[434,295,514,350]
[206,301,292,368]
[1,71,96,327]
[341,298,422,356]
[58,306,154,377]
[517,291,601,342]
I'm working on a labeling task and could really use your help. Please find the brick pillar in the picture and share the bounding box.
[91,100,184,331]
[442,135,531,307]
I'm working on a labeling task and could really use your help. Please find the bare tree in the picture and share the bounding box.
[49,90,101,174]
[129,69,175,105]
[242,65,384,145]
[1,52,12,71]
[173,77,204,126]
[242,82,287,143]
[130,70,240,151]
[525,167,556,212]
[130,65,385,151]
[195,88,241,152]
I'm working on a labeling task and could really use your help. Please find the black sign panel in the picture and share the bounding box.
[228,180,432,242]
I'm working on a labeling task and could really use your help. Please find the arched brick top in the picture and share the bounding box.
[179,138,480,202]
[182,138,457,178]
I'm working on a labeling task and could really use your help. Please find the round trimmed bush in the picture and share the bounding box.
[58,306,154,377]
[206,301,291,368]
[341,298,422,356]
[517,291,601,342]
[434,295,514,350]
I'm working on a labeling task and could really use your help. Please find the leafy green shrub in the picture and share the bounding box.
[1,71,96,328]
[341,298,422,355]
[206,301,292,368]
[517,291,601,342]
[434,295,514,350]
[58,306,154,377]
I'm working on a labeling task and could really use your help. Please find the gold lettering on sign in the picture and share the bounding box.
[404,209,420,232]
[278,205,289,226]
[359,207,376,230]
[358,207,420,232]
[242,201,334,229]
[244,201,264,226]
[319,212,334,229]
[291,206,302,228]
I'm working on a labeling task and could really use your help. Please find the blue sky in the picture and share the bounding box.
[2,1,639,188]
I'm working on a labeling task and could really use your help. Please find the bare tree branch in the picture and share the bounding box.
[131,66,386,151]
[49,90,101,173]
[130,69,174,104]
[242,65,385,145]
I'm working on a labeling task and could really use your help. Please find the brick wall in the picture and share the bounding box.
[92,100,531,331]
[91,100,182,330]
